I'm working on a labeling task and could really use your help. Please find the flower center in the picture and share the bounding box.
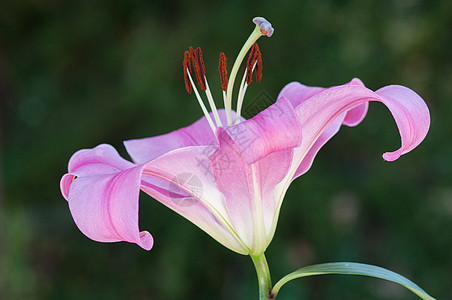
[183,17,274,132]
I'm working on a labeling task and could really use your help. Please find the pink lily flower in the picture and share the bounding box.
[60,17,430,256]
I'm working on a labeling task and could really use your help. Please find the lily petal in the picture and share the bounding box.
[279,78,368,128]
[141,146,250,254]
[279,78,365,108]
[222,97,301,164]
[376,85,430,161]
[278,79,369,178]
[278,82,325,108]
[267,80,429,246]
[61,144,153,250]
[290,83,430,181]
[60,173,75,200]
[210,101,297,252]
[140,175,249,254]
[125,110,238,164]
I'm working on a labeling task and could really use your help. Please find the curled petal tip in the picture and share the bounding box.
[349,78,365,86]
[139,231,154,251]
[60,173,76,201]
[376,85,430,162]
[382,150,402,162]
[253,17,274,37]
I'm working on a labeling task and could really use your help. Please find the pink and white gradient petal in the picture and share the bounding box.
[61,144,153,250]
[375,85,430,161]
[289,83,430,172]
[278,79,369,179]
[141,146,250,254]
[210,129,293,253]
[222,97,301,164]
[266,81,430,244]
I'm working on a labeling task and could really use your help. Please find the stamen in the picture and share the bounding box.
[246,43,260,85]
[218,52,228,91]
[183,51,192,94]
[190,47,207,90]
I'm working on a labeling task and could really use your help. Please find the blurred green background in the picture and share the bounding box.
[1,0,451,299]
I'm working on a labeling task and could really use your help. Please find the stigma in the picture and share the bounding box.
[182,17,273,132]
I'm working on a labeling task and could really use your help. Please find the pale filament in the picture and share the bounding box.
[235,62,257,125]
[204,76,223,127]
[222,90,229,124]
[186,68,217,133]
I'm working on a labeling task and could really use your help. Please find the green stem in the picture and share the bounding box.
[250,253,273,300]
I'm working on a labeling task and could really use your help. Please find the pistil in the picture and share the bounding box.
[225,17,273,126]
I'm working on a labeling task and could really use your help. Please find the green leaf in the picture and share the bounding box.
[271,262,435,300]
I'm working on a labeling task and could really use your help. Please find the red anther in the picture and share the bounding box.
[218,52,228,91]
[183,51,192,94]
[189,46,196,60]
[196,47,206,80]
[189,46,207,90]
[255,49,263,83]
[246,43,260,85]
